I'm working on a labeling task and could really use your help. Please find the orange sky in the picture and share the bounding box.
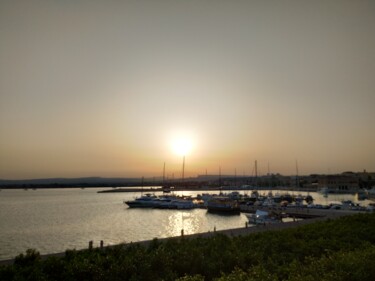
[1,0,374,179]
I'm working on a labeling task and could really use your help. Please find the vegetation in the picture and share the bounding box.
[1,213,375,280]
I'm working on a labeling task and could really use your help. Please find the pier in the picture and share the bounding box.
[239,205,353,219]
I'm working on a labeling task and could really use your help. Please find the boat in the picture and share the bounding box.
[245,210,282,225]
[251,190,259,198]
[281,193,293,203]
[156,196,197,209]
[171,199,196,209]
[366,203,375,211]
[357,191,367,200]
[154,197,176,209]
[162,186,172,193]
[207,197,240,214]
[318,187,329,197]
[124,193,158,208]
[365,187,375,200]
[341,200,362,210]
[273,192,282,203]
[262,197,276,207]
[197,193,216,206]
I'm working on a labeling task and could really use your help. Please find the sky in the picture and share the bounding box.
[1,0,374,179]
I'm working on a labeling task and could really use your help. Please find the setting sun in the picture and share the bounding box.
[172,137,193,156]
[170,132,194,156]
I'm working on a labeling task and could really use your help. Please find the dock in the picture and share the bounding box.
[239,205,351,219]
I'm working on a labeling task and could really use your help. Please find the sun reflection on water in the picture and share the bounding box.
[166,211,201,237]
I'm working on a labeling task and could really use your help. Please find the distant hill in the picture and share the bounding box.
[0,177,155,187]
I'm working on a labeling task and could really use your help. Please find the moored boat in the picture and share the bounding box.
[318,187,329,195]
[365,187,375,200]
[207,197,240,214]
[124,193,158,208]
[172,199,196,209]
[246,210,282,225]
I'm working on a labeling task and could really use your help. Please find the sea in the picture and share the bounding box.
[0,187,372,260]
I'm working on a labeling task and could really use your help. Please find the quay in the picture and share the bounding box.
[239,205,340,219]
[0,207,363,266]
[98,187,163,193]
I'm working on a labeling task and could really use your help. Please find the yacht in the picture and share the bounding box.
[246,210,282,225]
[124,193,158,208]
[207,197,240,214]
[172,199,196,209]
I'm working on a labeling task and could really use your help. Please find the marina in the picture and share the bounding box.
[0,187,374,262]
[122,188,375,215]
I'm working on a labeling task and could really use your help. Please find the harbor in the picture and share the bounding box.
[0,203,362,266]
[122,189,375,217]
[1,187,374,262]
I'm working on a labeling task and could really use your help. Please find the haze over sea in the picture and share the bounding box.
[0,187,371,261]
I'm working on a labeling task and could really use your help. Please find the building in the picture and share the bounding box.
[318,174,359,193]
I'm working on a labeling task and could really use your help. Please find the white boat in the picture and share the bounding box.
[171,199,196,209]
[124,193,158,208]
[198,193,216,207]
[154,197,175,209]
[246,210,282,225]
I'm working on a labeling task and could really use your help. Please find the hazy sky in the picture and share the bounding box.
[1,0,374,179]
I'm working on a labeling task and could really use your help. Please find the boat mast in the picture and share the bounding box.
[163,162,166,186]
[219,166,222,188]
[235,168,237,187]
[295,160,299,189]
[181,156,185,188]
[141,176,144,196]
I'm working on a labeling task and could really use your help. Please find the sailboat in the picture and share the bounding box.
[162,162,172,193]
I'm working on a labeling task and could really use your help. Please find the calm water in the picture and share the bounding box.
[0,188,371,260]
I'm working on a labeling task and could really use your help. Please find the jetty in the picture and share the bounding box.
[240,205,343,219]
[97,187,163,193]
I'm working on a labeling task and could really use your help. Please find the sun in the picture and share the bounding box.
[172,138,192,156]
[172,137,193,156]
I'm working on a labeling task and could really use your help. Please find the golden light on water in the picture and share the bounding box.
[166,211,200,237]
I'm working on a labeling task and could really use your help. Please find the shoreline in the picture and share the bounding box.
[0,208,359,266]
[0,185,365,195]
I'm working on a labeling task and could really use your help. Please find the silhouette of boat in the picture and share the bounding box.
[207,197,240,214]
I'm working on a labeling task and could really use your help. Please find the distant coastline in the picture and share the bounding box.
[1,170,373,192]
